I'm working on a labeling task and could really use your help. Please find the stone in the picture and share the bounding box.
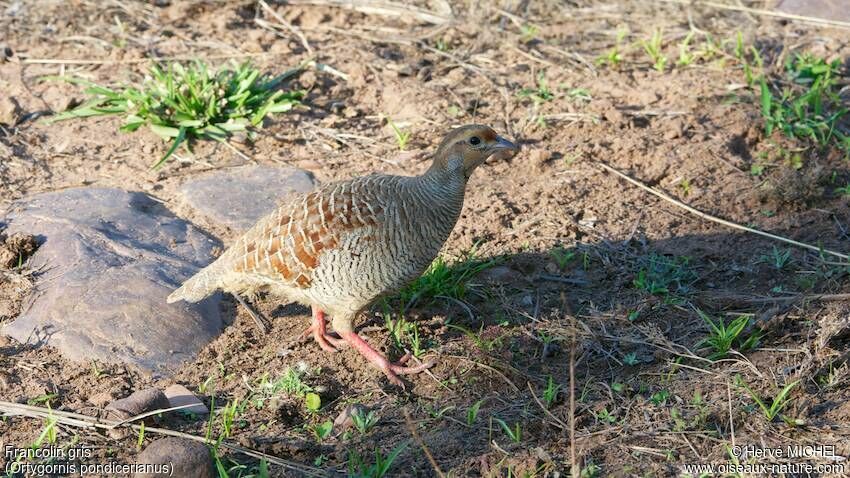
[0,43,12,62]
[476,266,524,285]
[334,403,368,432]
[0,96,21,126]
[164,384,208,415]
[1,188,223,374]
[180,165,317,231]
[775,0,850,22]
[41,86,77,113]
[528,148,552,170]
[105,388,170,419]
[134,438,215,478]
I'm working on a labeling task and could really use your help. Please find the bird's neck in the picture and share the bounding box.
[420,160,467,195]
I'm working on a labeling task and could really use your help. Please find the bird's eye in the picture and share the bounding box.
[469,136,481,146]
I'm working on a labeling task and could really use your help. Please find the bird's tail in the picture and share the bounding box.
[167,264,222,303]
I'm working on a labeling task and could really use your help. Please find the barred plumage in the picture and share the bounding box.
[168,125,518,385]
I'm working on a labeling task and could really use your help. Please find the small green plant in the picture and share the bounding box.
[623,352,639,366]
[633,254,696,296]
[580,462,601,478]
[467,399,484,426]
[351,407,379,435]
[385,116,411,151]
[641,29,667,72]
[549,247,575,269]
[90,360,105,378]
[649,389,670,406]
[678,178,691,196]
[759,246,792,270]
[46,61,303,168]
[347,444,406,478]
[382,307,427,358]
[542,376,560,407]
[696,309,761,360]
[219,398,247,439]
[518,71,554,105]
[310,421,334,441]
[27,394,58,406]
[596,27,627,67]
[743,45,765,87]
[734,32,745,60]
[305,392,321,413]
[697,33,724,62]
[493,417,522,444]
[676,31,696,66]
[835,183,850,196]
[567,88,592,102]
[520,24,540,43]
[739,378,799,422]
[447,323,504,352]
[35,411,59,447]
[252,367,313,408]
[137,422,145,450]
[593,408,617,424]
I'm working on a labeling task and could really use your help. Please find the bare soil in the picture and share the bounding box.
[1,1,849,477]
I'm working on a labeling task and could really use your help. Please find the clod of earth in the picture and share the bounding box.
[134,437,215,478]
[0,232,38,269]
[105,388,170,420]
[179,165,317,230]
[1,188,223,373]
[168,125,519,386]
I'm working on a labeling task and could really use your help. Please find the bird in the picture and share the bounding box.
[167,124,518,385]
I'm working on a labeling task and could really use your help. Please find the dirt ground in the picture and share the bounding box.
[1,0,850,477]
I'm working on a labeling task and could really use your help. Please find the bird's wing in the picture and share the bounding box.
[226,175,391,288]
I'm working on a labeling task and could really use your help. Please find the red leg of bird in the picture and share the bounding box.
[339,330,435,386]
[301,307,346,352]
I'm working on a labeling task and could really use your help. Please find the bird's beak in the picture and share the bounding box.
[492,135,519,152]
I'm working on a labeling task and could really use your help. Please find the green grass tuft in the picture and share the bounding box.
[633,254,696,297]
[46,61,304,168]
[759,54,848,155]
[396,247,499,306]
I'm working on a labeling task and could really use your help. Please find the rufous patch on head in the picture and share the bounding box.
[478,128,497,142]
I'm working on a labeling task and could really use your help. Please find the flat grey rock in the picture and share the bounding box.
[1,188,223,374]
[180,165,317,230]
[775,0,850,22]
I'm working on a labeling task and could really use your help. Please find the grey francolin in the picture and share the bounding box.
[168,125,518,385]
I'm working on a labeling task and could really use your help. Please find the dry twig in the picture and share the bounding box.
[597,162,849,260]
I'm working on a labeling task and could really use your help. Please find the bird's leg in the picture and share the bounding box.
[338,330,435,387]
[301,306,346,352]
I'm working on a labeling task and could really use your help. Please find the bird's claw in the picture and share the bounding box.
[300,323,347,353]
[380,356,437,387]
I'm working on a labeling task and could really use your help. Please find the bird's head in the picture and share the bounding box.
[428,124,519,179]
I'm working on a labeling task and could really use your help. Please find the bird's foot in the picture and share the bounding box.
[340,331,435,387]
[301,307,346,352]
